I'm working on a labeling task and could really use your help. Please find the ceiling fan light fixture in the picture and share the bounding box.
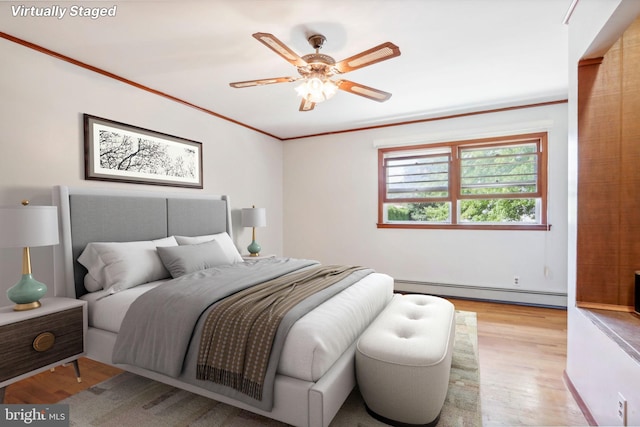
[295,76,337,103]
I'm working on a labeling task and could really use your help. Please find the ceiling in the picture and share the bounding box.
[1,0,571,140]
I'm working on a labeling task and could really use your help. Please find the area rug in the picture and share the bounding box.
[60,310,480,426]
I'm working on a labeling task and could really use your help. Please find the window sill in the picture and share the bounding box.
[376,223,551,231]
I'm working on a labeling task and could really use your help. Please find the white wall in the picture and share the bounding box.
[0,38,283,307]
[283,103,568,305]
[566,1,640,425]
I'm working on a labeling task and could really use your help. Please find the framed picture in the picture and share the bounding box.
[84,114,203,188]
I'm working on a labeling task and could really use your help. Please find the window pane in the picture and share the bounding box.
[459,198,539,223]
[385,202,451,223]
[460,143,538,196]
[385,154,449,199]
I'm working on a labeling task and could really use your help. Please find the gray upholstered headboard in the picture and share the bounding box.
[52,185,232,299]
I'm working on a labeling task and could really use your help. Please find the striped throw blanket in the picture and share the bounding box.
[196,264,366,400]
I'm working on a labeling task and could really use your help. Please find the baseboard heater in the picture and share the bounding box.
[394,280,568,308]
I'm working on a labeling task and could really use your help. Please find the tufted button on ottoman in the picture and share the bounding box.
[355,294,456,426]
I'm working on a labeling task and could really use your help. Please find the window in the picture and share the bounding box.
[378,132,548,230]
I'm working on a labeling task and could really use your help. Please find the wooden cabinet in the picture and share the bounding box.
[577,18,640,310]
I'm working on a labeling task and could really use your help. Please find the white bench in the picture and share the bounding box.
[355,294,456,426]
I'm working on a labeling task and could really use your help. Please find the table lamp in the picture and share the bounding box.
[241,205,266,257]
[0,201,59,311]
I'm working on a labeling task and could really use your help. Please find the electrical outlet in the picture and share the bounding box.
[617,392,627,426]
[513,276,520,287]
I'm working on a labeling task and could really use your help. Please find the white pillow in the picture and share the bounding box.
[83,273,102,293]
[174,232,243,264]
[153,236,178,247]
[174,234,215,245]
[157,240,230,278]
[78,236,178,293]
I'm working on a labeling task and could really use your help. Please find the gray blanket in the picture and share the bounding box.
[112,257,373,410]
[112,257,317,376]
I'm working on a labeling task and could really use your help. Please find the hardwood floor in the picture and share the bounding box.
[449,298,588,426]
[3,298,589,426]
[3,358,122,404]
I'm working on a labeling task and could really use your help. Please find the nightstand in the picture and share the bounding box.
[0,297,86,403]
[242,254,276,260]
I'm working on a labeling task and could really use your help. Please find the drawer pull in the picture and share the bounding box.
[33,332,56,352]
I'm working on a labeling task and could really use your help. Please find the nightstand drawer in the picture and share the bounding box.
[0,307,83,382]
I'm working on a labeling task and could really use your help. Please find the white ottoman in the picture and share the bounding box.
[355,294,456,426]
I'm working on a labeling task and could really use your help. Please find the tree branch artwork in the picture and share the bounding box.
[84,114,203,188]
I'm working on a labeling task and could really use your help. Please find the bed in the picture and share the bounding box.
[51,185,393,427]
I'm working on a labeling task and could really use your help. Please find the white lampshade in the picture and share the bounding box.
[0,205,59,248]
[241,207,266,228]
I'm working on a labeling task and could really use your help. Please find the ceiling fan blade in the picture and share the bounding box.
[253,32,308,67]
[333,42,401,73]
[336,80,392,102]
[229,77,296,88]
[299,98,316,112]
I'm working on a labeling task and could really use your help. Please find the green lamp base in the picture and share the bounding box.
[247,240,262,257]
[7,273,47,311]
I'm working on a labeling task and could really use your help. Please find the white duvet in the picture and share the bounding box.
[81,271,393,382]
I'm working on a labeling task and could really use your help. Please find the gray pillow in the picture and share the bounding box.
[157,240,230,278]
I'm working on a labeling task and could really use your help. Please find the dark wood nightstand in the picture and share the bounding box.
[0,297,86,402]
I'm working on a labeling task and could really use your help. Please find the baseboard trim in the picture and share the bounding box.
[563,371,598,426]
[577,301,634,312]
[394,280,567,308]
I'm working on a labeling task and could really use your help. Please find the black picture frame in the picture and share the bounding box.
[84,114,203,188]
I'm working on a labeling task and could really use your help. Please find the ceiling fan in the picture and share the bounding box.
[229,32,401,112]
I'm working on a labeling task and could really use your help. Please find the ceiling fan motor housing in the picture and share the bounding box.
[299,53,336,78]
